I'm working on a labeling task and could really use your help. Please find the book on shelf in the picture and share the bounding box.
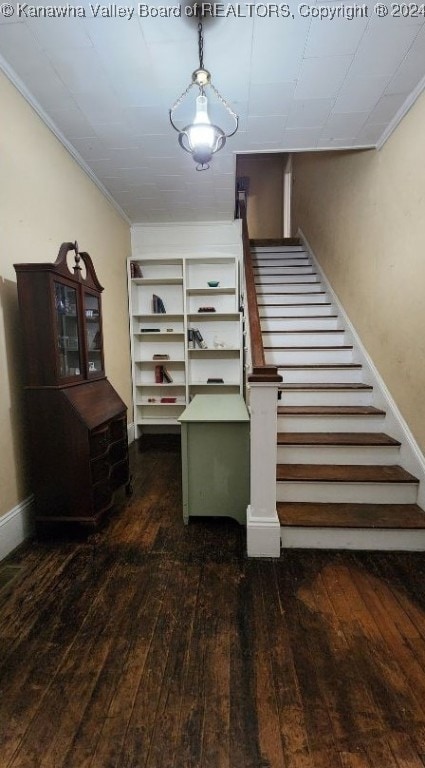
[193,328,208,349]
[162,366,173,383]
[187,328,195,349]
[130,262,143,278]
[160,397,177,403]
[152,294,166,314]
[152,353,170,360]
[155,365,163,383]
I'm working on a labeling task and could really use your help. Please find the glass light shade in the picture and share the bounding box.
[187,95,215,150]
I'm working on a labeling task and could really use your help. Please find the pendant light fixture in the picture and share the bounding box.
[169,18,238,171]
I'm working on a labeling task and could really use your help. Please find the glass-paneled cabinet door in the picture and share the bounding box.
[84,291,104,376]
[54,281,82,378]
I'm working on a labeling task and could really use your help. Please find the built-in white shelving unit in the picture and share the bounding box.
[128,254,243,433]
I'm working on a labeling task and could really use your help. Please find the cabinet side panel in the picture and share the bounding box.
[15,271,56,386]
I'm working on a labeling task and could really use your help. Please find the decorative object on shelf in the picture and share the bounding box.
[207,280,219,287]
[168,15,238,171]
[152,294,166,313]
[198,306,216,312]
[14,241,131,531]
[188,328,195,349]
[207,378,224,383]
[153,353,170,360]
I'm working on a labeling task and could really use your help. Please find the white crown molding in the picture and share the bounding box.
[376,72,425,150]
[236,144,375,155]
[0,54,131,226]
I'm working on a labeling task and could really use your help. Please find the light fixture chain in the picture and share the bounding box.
[208,81,238,122]
[170,81,196,113]
[198,21,204,70]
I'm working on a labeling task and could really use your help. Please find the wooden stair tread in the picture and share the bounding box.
[277,502,425,529]
[250,238,302,246]
[279,364,362,369]
[258,303,332,307]
[260,315,338,319]
[266,345,353,350]
[276,432,401,446]
[266,329,344,334]
[260,291,326,295]
[255,281,317,285]
[278,405,385,415]
[279,383,372,390]
[276,464,418,484]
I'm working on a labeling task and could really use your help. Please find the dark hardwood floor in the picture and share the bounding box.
[2,438,425,767]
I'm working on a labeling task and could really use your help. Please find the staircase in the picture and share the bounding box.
[252,240,425,550]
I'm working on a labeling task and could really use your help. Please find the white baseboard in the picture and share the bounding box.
[299,228,425,509]
[127,421,136,444]
[246,505,281,558]
[0,496,35,562]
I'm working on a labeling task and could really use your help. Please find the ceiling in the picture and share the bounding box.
[1,1,424,223]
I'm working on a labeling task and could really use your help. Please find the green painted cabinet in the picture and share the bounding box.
[178,394,250,525]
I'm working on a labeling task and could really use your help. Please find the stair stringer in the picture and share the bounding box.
[299,228,425,510]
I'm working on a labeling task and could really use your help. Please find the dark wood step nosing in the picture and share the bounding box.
[258,303,332,307]
[261,315,339,320]
[278,364,362,369]
[277,502,425,529]
[278,383,373,390]
[265,345,353,351]
[276,464,419,484]
[264,330,344,335]
[276,432,401,447]
[278,406,385,415]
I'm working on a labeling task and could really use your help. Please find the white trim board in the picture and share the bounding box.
[299,228,425,509]
[0,496,35,563]
[376,72,425,151]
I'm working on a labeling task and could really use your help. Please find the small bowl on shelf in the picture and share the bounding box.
[207,280,220,287]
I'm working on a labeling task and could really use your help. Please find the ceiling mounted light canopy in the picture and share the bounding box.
[169,18,238,171]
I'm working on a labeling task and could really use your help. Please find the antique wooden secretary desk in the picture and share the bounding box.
[14,242,131,531]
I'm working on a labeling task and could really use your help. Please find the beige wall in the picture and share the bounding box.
[0,71,131,519]
[293,90,425,454]
[237,154,285,238]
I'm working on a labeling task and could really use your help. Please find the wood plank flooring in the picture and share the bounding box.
[2,439,425,767]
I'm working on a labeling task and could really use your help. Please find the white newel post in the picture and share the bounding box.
[247,380,281,557]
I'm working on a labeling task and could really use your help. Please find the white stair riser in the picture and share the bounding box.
[257,283,322,294]
[259,293,328,305]
[255,274,319,285]
[276,481,418,504]
[279,389,373,406]
[254,266,315,275]
[277,415,386,432]
[266,348,353,365]
[263,331,346,347]
[254,259,311,268]
[278,366,363,383]
[276,445,401,465]
[262,317,339,331]
[280,528,425,551]
[260,305,334,318]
